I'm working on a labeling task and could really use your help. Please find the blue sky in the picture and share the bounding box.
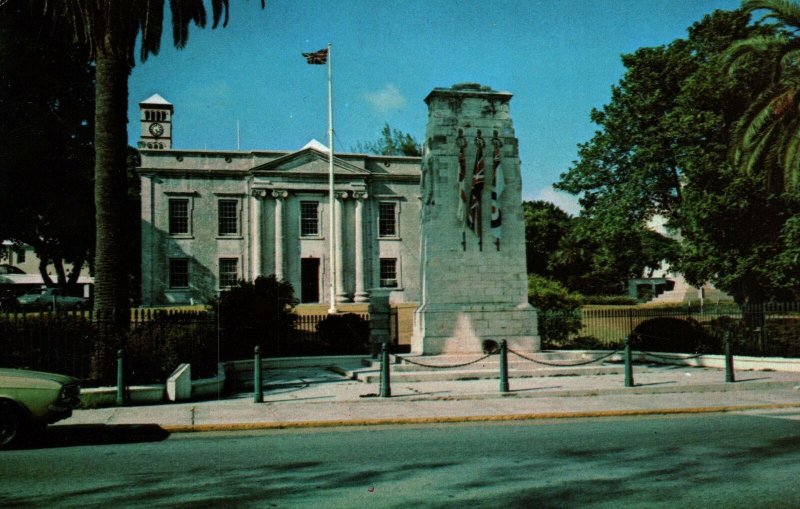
[128,0,743,215]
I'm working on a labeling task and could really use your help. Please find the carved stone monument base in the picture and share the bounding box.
[412,303,539,354]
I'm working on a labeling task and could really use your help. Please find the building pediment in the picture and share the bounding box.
[252,147,369,176]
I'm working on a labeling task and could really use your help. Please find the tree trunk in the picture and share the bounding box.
[38,254,54,286]
[93,50,131,329]
[53,256,67,286]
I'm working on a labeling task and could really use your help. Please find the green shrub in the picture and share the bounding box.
[580,295,638,306]
[210,275,298,360]
[632,317,720,354]
[528,275,583,346]
[316,313,370,354]
[123,312,218,385]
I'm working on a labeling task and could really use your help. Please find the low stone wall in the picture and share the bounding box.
[79,363,226,408]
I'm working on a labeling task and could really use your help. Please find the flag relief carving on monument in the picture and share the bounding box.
[467,129,485,242]
[490,130,504,248]
[456,129,469,226]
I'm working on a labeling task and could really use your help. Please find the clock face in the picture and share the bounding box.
[149,122,165,137]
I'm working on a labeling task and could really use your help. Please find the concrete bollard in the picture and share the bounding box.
[116,349,125,406]
[380,342,391,398]
[624,335,635,388]
[499,340,509,393]
[253,345,263,403]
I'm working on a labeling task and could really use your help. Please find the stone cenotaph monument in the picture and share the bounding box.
[412,83,539,354]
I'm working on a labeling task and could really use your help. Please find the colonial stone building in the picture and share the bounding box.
[137,94,422,307]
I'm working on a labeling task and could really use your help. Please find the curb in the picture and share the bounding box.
[159,402,800,434]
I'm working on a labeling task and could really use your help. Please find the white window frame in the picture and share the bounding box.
[165,192,195,238]
[377,201,399,239]
[169,258,190,289]
[379,258,399,288]
[218,258,239,289]
[300,200,321,238]
[217,198,241,237]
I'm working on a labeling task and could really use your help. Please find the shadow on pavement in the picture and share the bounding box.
[18,424,171,450]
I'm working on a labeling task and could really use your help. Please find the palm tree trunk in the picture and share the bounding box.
[93,50,131,329]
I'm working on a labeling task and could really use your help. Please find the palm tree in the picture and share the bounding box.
[38,1,264,327]
[724,0,800,192]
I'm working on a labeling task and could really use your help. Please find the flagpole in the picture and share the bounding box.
[327,42,337,314]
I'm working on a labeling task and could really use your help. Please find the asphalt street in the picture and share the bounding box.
[3,410,800,508]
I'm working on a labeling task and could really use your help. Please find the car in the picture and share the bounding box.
[16,287,89,311]
[0,264,25,275]
[0,368,81,448]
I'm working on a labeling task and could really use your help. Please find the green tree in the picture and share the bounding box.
[0,3,95,288]
[354,123,422,156]
[723,0,800,192]
[38,0,264,326]
[522,200,572,277]
[556,8,791,303]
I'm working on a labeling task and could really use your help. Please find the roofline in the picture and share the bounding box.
[137,148,422,162]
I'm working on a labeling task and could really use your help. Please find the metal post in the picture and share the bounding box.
[724,332,735,383]
[624,335,634,388]
[499,340,509,393]
[254,345,263,403]
[380,342,391,398]
[116,349,125,406]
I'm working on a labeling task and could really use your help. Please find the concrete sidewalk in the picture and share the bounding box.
[58,362,800,433]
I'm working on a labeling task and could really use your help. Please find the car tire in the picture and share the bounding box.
[0,401,22,449]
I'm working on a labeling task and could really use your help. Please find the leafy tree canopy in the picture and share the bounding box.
[555,7,800,303]
[354,123,422,157]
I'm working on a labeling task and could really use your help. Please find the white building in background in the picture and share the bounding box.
[137,94,422,307]
[0,241,92,292]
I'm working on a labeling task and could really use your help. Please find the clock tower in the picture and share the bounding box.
[138,93,173,150]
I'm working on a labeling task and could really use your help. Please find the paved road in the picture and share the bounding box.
[3,411,800,508]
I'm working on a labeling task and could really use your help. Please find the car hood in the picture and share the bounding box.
[0,368,78,385]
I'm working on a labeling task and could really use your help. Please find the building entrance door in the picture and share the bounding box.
[300,258,320,303]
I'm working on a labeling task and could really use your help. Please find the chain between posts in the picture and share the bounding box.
[391,353,494,369]
[508,348,621,367]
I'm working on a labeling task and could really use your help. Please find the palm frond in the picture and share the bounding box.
[781,118,800,190]
[722,35,786,73]
[743,0,800,30]
[139,0,165,62]
[744,122,778,176]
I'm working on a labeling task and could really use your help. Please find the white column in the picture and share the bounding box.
[353,192,369,302]
[272,190,288,281]
[250,190,265,280]
[335,191,349,302]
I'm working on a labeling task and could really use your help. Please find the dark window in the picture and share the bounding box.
[219,258,238,288]
[379,258,398,288]
[169,258,189,288]
[218,199,239,236]
[169,199,189,235]
[378,202,397,238]
[15,248,25,264]
[300,201,319,237]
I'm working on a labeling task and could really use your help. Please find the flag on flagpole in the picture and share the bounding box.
[303,48,328,64]
[490,132,505,241]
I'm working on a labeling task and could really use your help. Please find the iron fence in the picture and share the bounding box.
[541,302,800,357]
[0,309,374,381]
